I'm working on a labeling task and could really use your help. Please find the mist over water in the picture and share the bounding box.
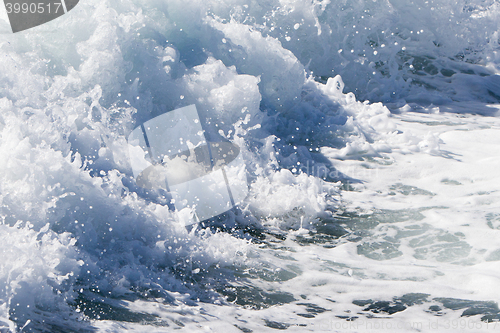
[0,0,499,331]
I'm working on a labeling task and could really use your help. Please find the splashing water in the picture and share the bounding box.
[0,0,499,331]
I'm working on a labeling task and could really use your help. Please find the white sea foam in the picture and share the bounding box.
[0,0,499,331]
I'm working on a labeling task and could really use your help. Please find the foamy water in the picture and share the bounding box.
[0,0,499,331]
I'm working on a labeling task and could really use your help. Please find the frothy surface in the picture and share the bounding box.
[0,0,499,331]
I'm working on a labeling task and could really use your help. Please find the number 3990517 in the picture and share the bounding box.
[5,2,62,14]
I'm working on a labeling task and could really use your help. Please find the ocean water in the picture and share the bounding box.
[0,0,500,331]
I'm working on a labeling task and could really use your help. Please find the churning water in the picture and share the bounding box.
[0,0,500,331]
